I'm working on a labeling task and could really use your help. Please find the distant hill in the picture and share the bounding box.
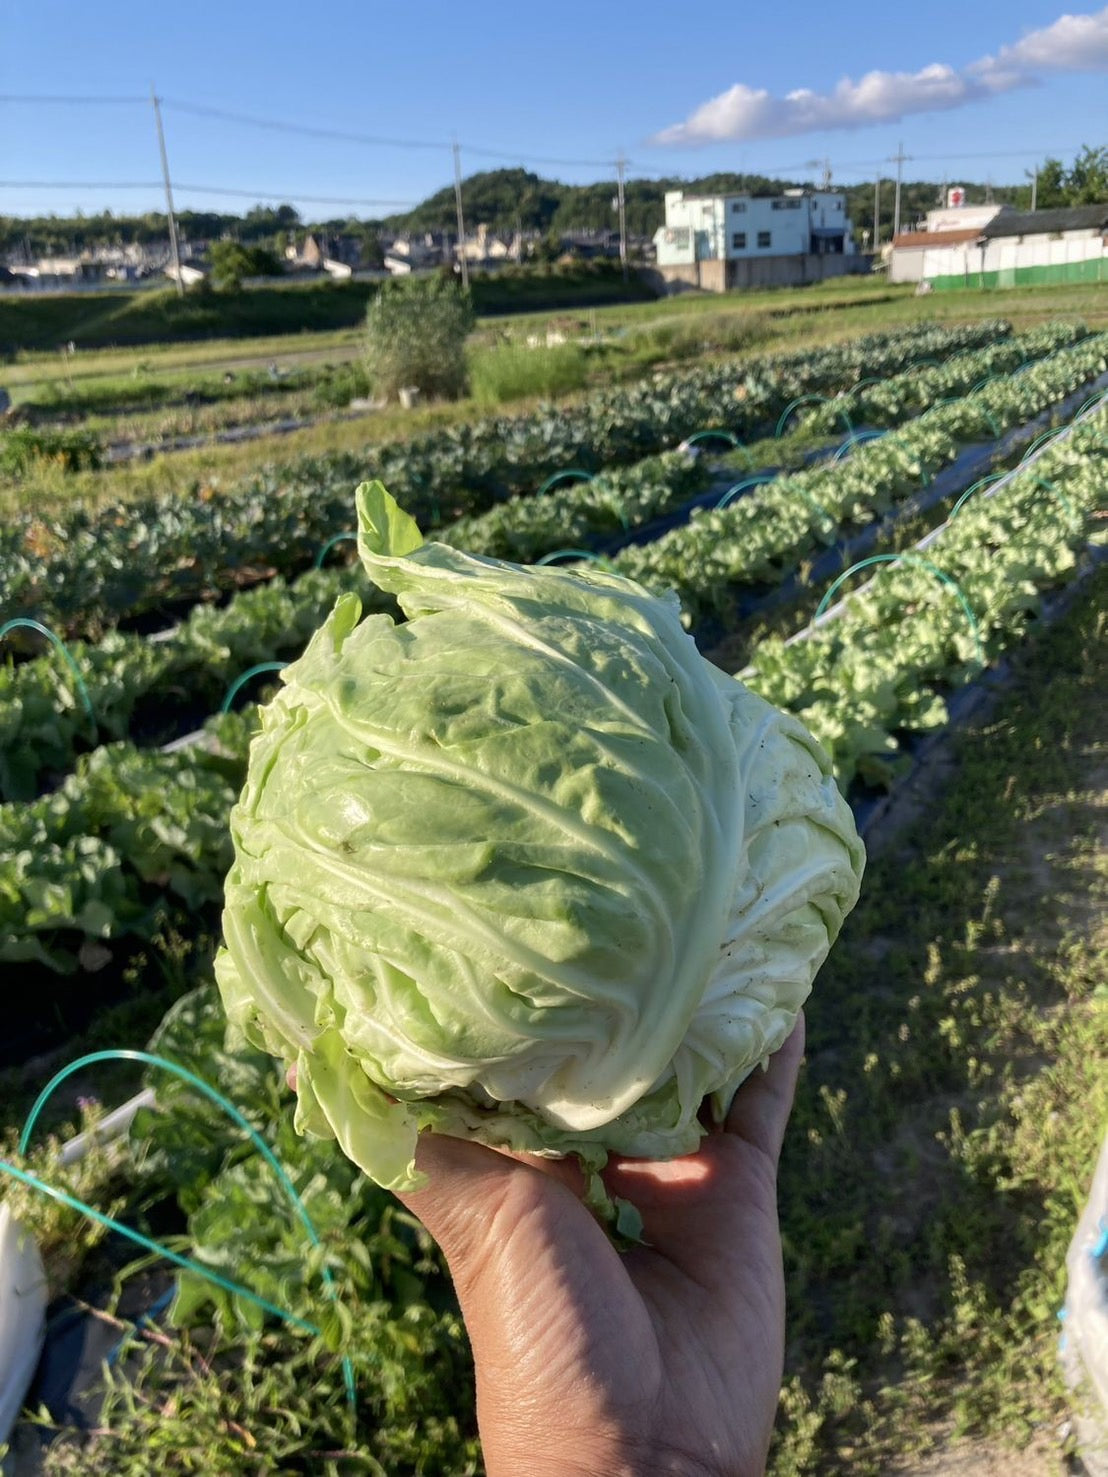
[380,167,824,239]
[383,167,1024,242]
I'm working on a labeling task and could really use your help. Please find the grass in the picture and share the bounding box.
[0,265,652,355]
[466,339,592,406]
[3,327,366,392]
[767,559,1108,1472]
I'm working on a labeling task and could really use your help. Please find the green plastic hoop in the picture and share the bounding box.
[220,661,285,713]
[680,429,740,452]
[949,472,1007,518]
[534,548,613,569]
[16,1049,355,1408]
[313,531,357,569]
[832,429,886,461]
[1075,388,1108,419]
[775,395,853,440]
[934,395,1002,441]
[716,473,776,510]
[0,617,97,739]
[813,553,984,668]
[535,469,594,497]
[1020,426,1067,463]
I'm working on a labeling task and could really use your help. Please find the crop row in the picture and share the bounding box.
[1,405,1104,980]
[0,711,254,975]
[743,409,1108,789]
[611,333,1108,624]
[0,320,1012,636]
[435,322,1084,563]
[798,320,1085,432]
[4,334,1105,804]
[0,451,707,802]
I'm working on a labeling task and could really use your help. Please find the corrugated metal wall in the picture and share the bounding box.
[929,256,1106,291]
[915,228,1106,291]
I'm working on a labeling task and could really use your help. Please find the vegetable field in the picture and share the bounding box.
[2,309,1106,1475]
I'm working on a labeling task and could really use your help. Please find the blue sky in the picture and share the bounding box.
[3,0,1106,221]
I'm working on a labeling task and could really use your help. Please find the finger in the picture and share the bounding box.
[724,1011,806,1165]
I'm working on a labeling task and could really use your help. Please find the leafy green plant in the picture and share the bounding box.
[0,424,103,476]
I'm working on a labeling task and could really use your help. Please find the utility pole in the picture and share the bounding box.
[888,140,911,242]
[151,83,183,296]
[1025,166,1038,212]
[872,173,881,252]
[616,154,628,282]
[452,139,469,290]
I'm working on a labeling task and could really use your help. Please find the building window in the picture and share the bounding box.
[732,232,747,250]
[664,227,690,248]
[757,230,771,248]
[771,199,803,210]
[731,201,746,212]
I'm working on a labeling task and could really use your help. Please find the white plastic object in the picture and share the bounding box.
[0,1202,47,1446]
[55,1088,157,1168]
[1062,1130,1108,1475]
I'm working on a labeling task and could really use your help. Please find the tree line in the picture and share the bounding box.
[2,146,1103,259]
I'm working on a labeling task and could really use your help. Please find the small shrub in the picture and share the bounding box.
[364,276,474,402]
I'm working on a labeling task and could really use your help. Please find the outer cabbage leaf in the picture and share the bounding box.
[216,481,864,1196]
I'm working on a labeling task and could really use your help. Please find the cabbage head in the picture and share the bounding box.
[216,482,864,1218]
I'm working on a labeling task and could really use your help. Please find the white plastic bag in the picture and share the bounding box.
[1062,1129,1108,1475]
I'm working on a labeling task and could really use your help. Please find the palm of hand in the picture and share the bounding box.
[398,1018,804,1477]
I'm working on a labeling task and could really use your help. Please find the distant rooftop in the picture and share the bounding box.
[981,204,1108,238]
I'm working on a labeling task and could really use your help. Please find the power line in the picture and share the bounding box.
[459,144,621,168]
[2,92,623,170]
[0,181,417,206]
[0,93,147,104]
[3,93,1085,176]
[160,98,446,152]
[165,99,622,169]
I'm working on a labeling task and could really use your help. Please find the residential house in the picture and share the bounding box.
[652,189,866,291]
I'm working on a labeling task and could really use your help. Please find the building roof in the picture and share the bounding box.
[981,204,1108,238]
[891,227,983,250]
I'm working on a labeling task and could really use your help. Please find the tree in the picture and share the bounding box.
[1067,145,1108,204]
[1035,158,1069,210]
[364,275,474,401]
[208,241,283,291]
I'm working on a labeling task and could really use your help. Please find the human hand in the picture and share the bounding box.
[395,1015,806,1477]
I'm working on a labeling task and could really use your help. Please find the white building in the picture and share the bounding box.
[656,188,855,264]
[651,188,864,292]
[889,204,1108,290]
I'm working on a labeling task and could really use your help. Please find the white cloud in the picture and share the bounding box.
[973,5,1108,75]
[651,6,1108,146]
